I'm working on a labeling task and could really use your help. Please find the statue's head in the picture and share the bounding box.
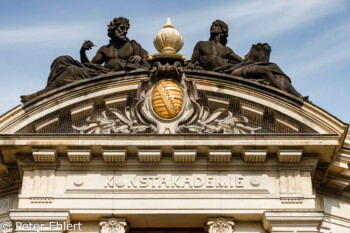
[108,17,130,41]
[210,20,229,45]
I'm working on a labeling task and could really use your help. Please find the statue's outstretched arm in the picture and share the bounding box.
[227,47,243,63]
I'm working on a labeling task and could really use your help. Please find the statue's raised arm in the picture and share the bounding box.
[80,40,95,64]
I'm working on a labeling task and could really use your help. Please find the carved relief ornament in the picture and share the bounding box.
[100,218,127,233]
[73,78,260,134]
[207,217,235,233]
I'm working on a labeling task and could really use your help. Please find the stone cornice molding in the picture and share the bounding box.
[262,211,324,233]
[0,134,339,165]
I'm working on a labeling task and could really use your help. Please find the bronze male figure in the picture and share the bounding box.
[80,17,149,71]
[186,20,243,71]
[187,20,306,99]
[21,17,149,103]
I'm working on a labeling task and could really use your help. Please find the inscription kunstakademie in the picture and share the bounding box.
[104,174,263,190]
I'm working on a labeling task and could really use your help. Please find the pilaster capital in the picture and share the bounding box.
[100,218,127,233]
[206,217,235,233]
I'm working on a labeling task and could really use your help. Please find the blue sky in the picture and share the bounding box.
[0,0,349,123]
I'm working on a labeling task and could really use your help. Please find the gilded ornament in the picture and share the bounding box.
[152,81,183,119]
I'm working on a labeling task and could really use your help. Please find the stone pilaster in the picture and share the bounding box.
[100,218,127,233]
[206,217,234,233]
[0,217,12,233]
[262,211,323,233]
[1,194,18,233]
[278,168,310,204]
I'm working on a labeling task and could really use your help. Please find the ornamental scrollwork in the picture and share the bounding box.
[73,78,260,134]
[178,108,260,134]
[73,107,156,134]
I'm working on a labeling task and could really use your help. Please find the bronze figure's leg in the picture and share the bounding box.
[231,65,285,91]
[276,75,308,100]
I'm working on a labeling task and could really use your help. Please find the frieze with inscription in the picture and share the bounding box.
[66,173,269,193]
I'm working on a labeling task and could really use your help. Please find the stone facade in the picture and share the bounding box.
[0,69,349,233]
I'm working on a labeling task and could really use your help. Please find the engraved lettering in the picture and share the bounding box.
[194,176,204,188]
[172,176,182,188]
[103,174,258,190]
[148,177,158,188]
[236,176,244,188]
[159,175,170,188]
[128,176,138,188]
[206,176,215,188]
[217,176,229,188]
[115,176,125,188]
[183,176,193,188]
[230,176,235,188]
[106,176,114,188]
[139,177,149,188]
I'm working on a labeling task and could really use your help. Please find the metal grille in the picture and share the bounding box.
[16,89,318,134]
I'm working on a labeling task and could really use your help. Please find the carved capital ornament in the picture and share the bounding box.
[100,218,127,233]
[207,217,235,233]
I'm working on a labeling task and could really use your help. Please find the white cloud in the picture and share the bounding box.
[0,0,348,120]
[1,1,342,46]
[0,0,345,54]
[285,21,350,77]
[0,22,104,47]
[173,0,346,43]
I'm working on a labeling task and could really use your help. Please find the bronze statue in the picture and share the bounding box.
[221,43,307,99]
[21,17,150,103]
[187,20,306,99]
[21,18,307,103]
[80,17,149,71]
[186,20,243,71]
